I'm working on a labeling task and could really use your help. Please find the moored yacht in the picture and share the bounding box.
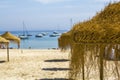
[35,34,43,37]
[19,35,29,39]
[19,21,30,39]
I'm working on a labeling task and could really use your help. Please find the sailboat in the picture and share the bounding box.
[49,31,61,37]
[49,26,61,37]
[19,22,29,39]
[35,33,43,37]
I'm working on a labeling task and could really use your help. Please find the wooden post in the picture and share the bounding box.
[100,53,103,80]
[81,45,85,80]
[82,52,85,80]
[99,45,105,80]
[7,43,9,61]
[18,43,20,49]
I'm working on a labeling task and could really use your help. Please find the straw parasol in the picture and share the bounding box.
[0,36,10,61]
[59,2,120,80]
[1,31,20,48]
[58,31,72,51]
[0,36,9,43]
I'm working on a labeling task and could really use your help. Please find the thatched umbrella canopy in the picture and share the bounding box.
[70,2,120,43]
[59,2,120,80]
[58,31,72,51]
[0,36,10,61]
[0,36,9,43]
[1,31,20,48]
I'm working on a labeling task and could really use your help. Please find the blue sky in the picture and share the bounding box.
[0,0,119,31]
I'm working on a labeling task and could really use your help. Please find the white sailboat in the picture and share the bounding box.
[19,22,29,39]
[35,33,43,37]
[19,35,28,39]
[49,30,61,37]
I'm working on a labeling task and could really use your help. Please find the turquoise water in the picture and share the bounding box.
[0,30,66,49]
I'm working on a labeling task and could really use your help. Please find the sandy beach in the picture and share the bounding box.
[0,49,70,80]
[0,49,118,80]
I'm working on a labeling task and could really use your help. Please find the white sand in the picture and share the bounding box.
[0,49,70,80]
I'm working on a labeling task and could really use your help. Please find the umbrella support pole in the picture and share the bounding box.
[7,44,9,62]
[99,45,105,80]
[82,53,85,80]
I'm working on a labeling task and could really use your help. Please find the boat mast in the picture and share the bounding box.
[23,21,25,36]
[70,18,73,28]
[22,21,28,36]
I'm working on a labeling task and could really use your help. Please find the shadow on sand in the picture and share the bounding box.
[44,59,70,62]
[42,68,71,71]
[39,78,70,80]
[0,60,6,63]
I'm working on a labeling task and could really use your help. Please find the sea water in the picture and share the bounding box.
[0,30,66,49]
